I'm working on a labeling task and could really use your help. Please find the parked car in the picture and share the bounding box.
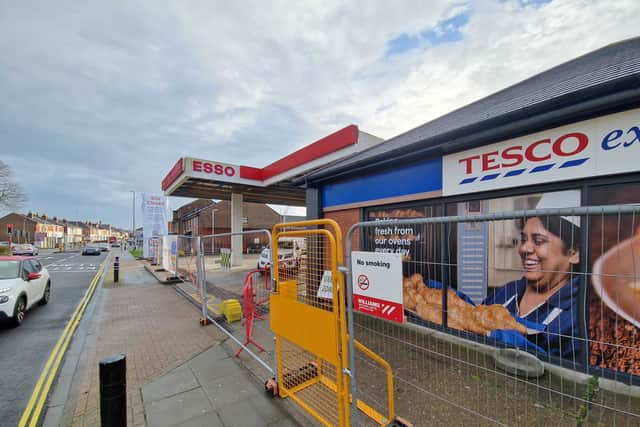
[96,243,109,252]
[82,245,101,256]
[0,256,50,326]
[12,244,39,256]
[257,247,299,270]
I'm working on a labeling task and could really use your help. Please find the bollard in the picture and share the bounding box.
[114,256,119,282]
[99,354,127,427]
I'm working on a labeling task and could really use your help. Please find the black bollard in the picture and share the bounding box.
[114,256,119,282]
[99,354,127,427]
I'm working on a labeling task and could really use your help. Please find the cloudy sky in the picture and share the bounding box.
[1,0,638,229]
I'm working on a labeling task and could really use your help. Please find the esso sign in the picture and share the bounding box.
[192,160,236,177]
[458,132,589,175]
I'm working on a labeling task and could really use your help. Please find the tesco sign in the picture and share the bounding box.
[443,108,640,196]
[457,133,589,175]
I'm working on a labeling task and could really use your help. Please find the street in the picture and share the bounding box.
[0,250,109,427]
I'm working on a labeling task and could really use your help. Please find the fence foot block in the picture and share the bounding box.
[222,299,242,322]
[390,416,414,427]
[264,377,278,397]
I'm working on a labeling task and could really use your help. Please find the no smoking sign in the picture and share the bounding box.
[357,274,370,291]
[351,251,404,323]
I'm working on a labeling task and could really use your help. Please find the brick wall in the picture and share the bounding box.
[324,208,361,258]
[0,213,37,244]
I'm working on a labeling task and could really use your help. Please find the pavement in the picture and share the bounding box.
[56,251,301,427]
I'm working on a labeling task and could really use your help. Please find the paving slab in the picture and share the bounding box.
[143,342,302,427]
[217,395,282,427]
[145,387,215,427]
[179,412,225,427]
[200,370,261,410]
[188,349,242,384]
[141,365,200,402]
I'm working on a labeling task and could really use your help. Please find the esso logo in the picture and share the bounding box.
[458,132,589,175]
[192,160,236,177]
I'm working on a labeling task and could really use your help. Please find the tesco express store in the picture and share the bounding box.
[298,38,640,387]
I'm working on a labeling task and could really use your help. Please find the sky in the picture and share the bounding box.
[1,0,638,230]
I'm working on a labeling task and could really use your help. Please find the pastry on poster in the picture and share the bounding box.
[402,273,527,336]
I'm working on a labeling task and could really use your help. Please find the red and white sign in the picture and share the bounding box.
[351,251,403,323]
[443,107,640,196]
[185,157,262,187]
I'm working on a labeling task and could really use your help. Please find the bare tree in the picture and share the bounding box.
[0,160,27,210]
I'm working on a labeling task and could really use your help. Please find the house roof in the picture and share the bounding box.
[301,37,640,184]
[176,199,281,229]
[0,213,42,225]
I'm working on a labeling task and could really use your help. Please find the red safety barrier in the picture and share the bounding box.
[235,270,267,356]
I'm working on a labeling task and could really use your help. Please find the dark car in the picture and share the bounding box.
[82,245,101,256]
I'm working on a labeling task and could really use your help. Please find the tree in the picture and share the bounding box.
[0,160,27,210]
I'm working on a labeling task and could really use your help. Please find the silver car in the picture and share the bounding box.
[12,244,39,256]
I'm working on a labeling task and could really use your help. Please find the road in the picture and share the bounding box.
[0,249,110,427]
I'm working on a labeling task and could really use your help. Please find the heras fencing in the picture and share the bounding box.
[176,235,199,286]
[270,219,396,427]
[196,230,276,377]
[344,205,640,426]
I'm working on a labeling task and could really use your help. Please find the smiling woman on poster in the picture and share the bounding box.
[483,193,582,359]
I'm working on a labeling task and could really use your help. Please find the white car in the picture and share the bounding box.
[12,243,39,256]
[0,256,50,326]
[257,247,298,270]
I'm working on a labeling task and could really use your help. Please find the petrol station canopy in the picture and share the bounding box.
[161,125,383,205]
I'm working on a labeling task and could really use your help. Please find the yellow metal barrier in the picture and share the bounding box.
[270,219,396,426]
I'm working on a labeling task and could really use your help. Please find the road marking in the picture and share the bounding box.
[18,255,109,427]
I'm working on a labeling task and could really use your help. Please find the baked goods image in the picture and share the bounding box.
[592,229,640,328]
[402,274,526,336]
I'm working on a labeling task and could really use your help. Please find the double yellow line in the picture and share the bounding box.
[18,260,107,427]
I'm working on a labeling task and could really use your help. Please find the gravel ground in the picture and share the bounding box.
[351,316,640,427]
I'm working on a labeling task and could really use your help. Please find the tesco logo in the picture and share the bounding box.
[192,161,236,177]
[458,132,588,175]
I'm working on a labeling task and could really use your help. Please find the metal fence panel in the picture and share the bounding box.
[270,222,346,426]
[345,205,640,426]
[194,230,276,378]
[176,235,198,285]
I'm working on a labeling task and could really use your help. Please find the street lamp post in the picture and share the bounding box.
[211,208,219,255]
[130,190,136,249]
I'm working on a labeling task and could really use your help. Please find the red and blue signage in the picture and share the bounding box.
[444,108,640,196]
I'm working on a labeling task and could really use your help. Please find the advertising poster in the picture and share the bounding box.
[141,193,169,258]
[162,235,177,274]
[588,183,640,376]
[370,190,588,362]
[366,206,442,280]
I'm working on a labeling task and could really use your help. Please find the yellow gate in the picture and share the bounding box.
[270,219,397,427]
